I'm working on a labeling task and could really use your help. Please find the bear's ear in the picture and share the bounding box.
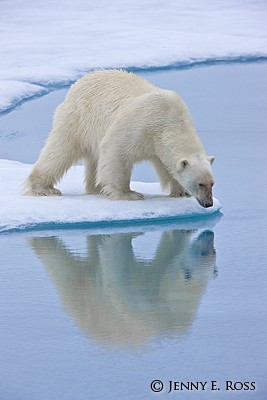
[180,159,189,169]
[207,156,215,165]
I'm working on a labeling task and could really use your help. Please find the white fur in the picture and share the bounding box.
[24,70,215,206]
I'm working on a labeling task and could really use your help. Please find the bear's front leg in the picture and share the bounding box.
[107,190,144,201]
[151,156,191,198]
[170,180,191,198]
[96,141,144,201]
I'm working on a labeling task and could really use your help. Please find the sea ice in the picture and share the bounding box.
[0,0,266,113]
[0,160,221,232]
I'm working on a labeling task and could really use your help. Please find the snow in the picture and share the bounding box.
[0,0,266,113]
[0,81,48,113]
[0,160,221,233]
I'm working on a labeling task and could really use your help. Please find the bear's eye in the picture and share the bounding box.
[198,183,205,188]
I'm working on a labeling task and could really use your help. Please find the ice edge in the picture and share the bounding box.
[1,54,266,116]
[0,208,223,234]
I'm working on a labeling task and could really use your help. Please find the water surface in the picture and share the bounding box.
[0,63,267,399]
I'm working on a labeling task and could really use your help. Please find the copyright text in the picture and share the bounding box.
[150,380,256,393]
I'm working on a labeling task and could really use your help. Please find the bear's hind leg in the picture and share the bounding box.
[24,131,78,196]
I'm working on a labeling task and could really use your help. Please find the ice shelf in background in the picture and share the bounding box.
[0,0,266,113]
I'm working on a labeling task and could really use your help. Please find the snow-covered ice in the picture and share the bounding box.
[0,81,49,113]
[0,160,221,233]
[0,0,266,113]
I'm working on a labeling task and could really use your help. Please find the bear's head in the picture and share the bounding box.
[175,154,215,208]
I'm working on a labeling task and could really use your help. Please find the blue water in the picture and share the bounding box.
[0,62,267,399]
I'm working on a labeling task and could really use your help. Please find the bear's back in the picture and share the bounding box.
[54,70,192,150]
[58,70,173,140]
[68,69,160,105]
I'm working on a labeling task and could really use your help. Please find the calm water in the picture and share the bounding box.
[0,63,267,399]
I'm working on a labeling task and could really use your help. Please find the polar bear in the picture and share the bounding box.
[24,69,215,207]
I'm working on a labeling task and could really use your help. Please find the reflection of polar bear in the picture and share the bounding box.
[24,70,215,207]
[28,229,216,347]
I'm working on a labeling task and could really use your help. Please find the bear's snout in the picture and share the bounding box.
[196,196,213,208]
[195,181,214,208]
[203,199,213,208]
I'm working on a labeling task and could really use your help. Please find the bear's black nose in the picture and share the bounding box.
[204,201,213,208]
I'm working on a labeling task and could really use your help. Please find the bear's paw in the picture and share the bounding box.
[108,190,144,201]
